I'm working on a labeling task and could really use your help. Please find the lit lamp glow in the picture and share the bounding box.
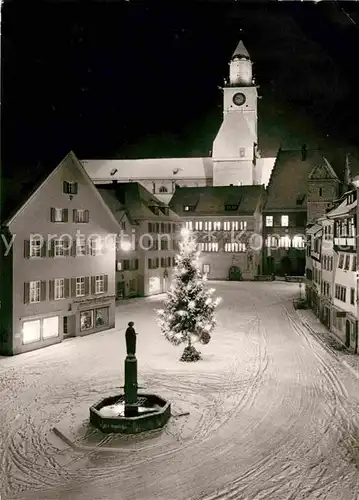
[120,241,132,252]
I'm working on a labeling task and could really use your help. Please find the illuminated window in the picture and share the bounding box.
[213,221,221,230]
[279,236,291,248]
[232,221,239,231]
[22,319,41,344]
[240,221,247,230]
[195,221,203,230]
[224,242,246,252]
[54,239,65,257]
[30,237,42,257]
[281,215,289,227]
[43,316,59,339]
[224,221,231,231]
[203,264,210,274]
[185,221,193,230]
[292,236,305,248]
[204,221,212,231]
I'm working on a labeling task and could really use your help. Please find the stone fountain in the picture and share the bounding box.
[89,322,171,434]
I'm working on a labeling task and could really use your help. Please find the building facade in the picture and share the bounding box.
[0,152,120,355]
[170,185,265,280]
[305,188,358,353]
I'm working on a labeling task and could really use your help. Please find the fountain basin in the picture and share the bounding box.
[89,393,171,434]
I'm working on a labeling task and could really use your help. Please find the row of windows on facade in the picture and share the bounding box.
[116,256,175,271]
[334,217,355,238]
[264,214,308,228]
[321,255,334,271]
[24,275,108,304]
[338,253,357,271]
[265,235,305,249]
[51,208,90,223]
[26,237,104,258]
[335,284,356,305]
[195,242,247,252]
[148,257,176,269]
[184,221,248,231]
[148,222,178,233]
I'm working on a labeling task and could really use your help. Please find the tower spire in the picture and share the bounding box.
[229,39,253,86]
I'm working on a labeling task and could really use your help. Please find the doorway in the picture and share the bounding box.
[117,281,125,299]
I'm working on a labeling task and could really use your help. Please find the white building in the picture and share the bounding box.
[81,40,276,202]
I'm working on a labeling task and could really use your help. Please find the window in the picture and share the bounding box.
[184,205,195,212]
[80,310,93,331]
[198,242,219,252]
[351,288,355,305]
[22,319,41,344]
[73,209,89,223]
[95,275,105,294]
[265,216,273,227]
[224,221,231,231]
[29,281,41,303]
[185,221,193,230]
[159,185,168,193]
[344,255,350,271]
[43,316,59,339]
[335,284,346,302]
[123,260,130,270]
[63,181,78,195]
[224,242,246,252]
[149,205,160,215]
[54,278,65,300]
[240,221,247,230]
[30,237,42,257]
[90,237,102,256]
[95,307,109,327]
[76,236,86,256]
[281,215,289,227]
[239,147,245,157]
[76,277,85,297]
[161,240,168,250]
[338,254,344,269]
[195,221,203,231]
[121,221,126,230]
[213,221,221,230]
[266,236,279,248]
[203,264,210,274]
[54,239,65,257]
[348,217,355,237]
[279,236,291,248]
[225,204,238,211]
[319,187,322,197]
[51,208,68,222]
[292,236,305,249]
[232,221,239,231]
[204,221,212,231]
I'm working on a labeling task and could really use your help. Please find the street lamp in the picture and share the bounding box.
[120,240,132,252]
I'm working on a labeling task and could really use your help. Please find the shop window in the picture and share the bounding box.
[43,316,59,339]
[95,307,109,327]
[80,310,94,331]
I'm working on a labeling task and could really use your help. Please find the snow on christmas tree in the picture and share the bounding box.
[156,228,221,362]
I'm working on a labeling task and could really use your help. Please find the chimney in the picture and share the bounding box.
[301,144,307,161]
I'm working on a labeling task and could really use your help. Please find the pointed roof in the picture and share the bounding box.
[232,40,250,60]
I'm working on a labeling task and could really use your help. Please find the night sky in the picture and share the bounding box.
[2,0,359,177]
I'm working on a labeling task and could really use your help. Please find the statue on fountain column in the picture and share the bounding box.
[125,321,137,356]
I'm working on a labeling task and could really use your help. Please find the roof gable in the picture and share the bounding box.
[308,157,339,180]
[4,151,121,230]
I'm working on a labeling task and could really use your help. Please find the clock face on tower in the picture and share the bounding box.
[232,92,246,106]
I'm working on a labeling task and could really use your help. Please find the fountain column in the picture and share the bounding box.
[124,354,138,417]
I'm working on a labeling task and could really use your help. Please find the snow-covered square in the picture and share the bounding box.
[1,281,359,500]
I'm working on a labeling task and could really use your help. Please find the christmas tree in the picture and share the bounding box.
[156,228,221,362]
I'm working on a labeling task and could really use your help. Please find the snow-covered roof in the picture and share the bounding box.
[81,157,213,182]
[306,223,322,235]
[326,197,357,218]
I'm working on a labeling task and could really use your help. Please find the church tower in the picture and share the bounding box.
[212,40,259,186]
